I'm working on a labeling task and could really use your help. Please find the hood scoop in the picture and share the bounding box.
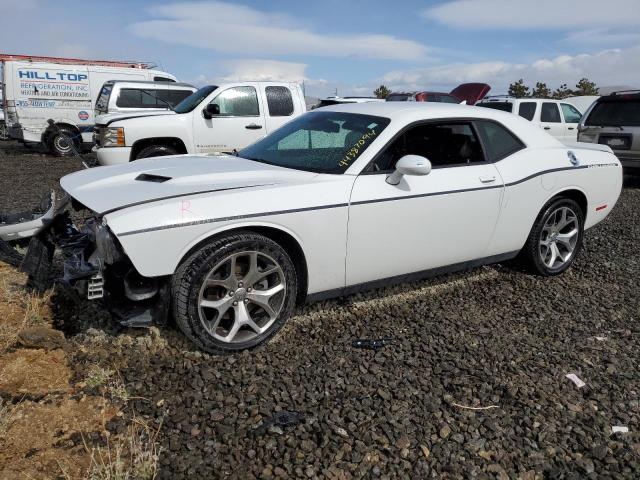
[135,173,172,183]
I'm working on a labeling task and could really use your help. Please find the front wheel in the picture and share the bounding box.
[172,232,297,354]
[136,144,178,160]
[522,197,585,276]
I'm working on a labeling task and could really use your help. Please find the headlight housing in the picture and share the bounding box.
[100,127,125,147]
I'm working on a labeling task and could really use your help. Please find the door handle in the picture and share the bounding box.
[245,124,263,130]
[479,175,496,183]
[543,126,551,130]
[568,127,575,130]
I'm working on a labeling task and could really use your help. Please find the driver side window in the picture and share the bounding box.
[210,86,259,116]
[369,122,485,172]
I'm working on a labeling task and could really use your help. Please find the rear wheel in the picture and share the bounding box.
[172,232,297,354]
[136,144,178,160]
[48,126,79,156]
[522,197,584,276]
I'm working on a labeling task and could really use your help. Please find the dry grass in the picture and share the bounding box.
[86,416,163,480]
[0,397,19,439]
[0,264,53,351]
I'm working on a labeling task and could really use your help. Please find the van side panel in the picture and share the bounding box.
[3,60,176,145]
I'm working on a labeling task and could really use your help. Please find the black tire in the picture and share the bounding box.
[48,126,80,157]
[136,144,178,160]
[521,197,585,276]
[172,232,297,354]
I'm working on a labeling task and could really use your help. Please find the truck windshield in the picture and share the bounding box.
[173,85,218,114]
[238,111,390,174]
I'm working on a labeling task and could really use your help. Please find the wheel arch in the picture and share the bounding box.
[130,137,188,160]
[547,187,588,219]
[177,224,309,305]
[42,122,81,144]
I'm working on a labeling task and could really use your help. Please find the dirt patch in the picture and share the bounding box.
[0,396,118,480]
[0,348,71,398]
[0,260,161,479]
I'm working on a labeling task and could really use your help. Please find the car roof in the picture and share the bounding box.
[319,101,561,147]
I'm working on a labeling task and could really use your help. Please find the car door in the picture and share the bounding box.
[539,102,564,140]
[560,103,582,141]
[192,84,266,153]
[345,121,504,287]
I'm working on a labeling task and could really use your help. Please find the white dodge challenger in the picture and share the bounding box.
[15,103,622,353]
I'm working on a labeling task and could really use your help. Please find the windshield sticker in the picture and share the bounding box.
[339,129,377,168]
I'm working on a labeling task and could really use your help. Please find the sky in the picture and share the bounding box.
[1,0,639,97]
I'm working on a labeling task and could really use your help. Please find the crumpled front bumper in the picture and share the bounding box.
[0,191,56,242]
[8,200,171,327]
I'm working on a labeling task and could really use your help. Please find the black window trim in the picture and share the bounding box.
[361,117,526,175]
[208,85,261,118]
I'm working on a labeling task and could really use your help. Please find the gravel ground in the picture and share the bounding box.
[1,140,639,479]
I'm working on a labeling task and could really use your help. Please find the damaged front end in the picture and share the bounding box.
[4,196,169,328]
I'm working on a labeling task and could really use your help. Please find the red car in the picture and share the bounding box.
[386,83,491,105]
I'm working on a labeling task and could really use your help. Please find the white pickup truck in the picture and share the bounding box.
[95,81,306,165]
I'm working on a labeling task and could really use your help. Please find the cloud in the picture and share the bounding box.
[130,1,429,60]
[216,59,307,83]
[564,28,640,46]
[379,46,640,94]
[423,0,640,29]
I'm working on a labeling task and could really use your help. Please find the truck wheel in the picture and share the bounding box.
[136,145,178,160]
[521,197,584,276]
[48,126,79,157]
[172,232,297,354]
[0,121,8,141]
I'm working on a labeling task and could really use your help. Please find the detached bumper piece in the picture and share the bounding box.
[0,191,56,242]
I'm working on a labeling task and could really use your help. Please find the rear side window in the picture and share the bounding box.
[585,100,640,127]
[475,120,525,161]
[477,102,513,113]
[156,89,194,107]
[153,76,175,82]
[560,104,582,123]
[541,103,561,123]
[518,102,536,121]
[265,86,294,116]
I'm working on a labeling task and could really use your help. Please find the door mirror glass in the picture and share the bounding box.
[203,103,220,119]
[386,155,431,185]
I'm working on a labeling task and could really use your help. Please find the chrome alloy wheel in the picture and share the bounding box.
[197,251,286,343]
[539,206,579,269]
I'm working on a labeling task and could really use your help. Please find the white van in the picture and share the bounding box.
[95,82,306,165]
[1,54,177,155]
[476,97,583,143]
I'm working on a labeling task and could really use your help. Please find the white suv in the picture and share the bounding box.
[476,97,583,143]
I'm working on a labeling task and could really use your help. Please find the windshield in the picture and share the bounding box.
[173,85,218,114]
[238,111,391,174]
[585,99,640,127]
[476,101,513,113]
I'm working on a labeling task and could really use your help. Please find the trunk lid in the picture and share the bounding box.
[450,83,491,105]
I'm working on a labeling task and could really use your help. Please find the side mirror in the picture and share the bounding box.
[386,155,432,185]
[203,103,220,119]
